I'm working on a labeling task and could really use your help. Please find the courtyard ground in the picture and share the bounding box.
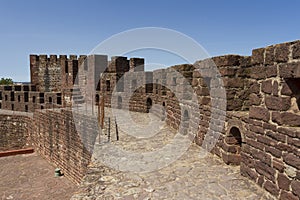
[0,153,78,200]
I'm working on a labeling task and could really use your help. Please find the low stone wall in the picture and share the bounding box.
[30,108,98,184]
[0,110,32,151]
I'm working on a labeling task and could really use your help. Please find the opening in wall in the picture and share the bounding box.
[95,94,99,103]
[57,96,62,105]
[226,127,243,147]
[10,92,14,101]
[285,78,300,112]
[25,105,28,112]
[15,86,21,91]
[65,61,68,73]
[23,85,29,91]
[39,93,44,103]
[24,92,28,102]
[106,80,111,91]
[32,96,36,103]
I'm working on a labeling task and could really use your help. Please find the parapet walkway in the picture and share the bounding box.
[71,108,275,200]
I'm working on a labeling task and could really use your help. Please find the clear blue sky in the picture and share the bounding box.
[0,0,299,81]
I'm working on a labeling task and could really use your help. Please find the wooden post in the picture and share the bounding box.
[98,95,101,125]
[115,117,119,141]
[98,94,101,144]
[100,93,105,128]
[108,117,110,142]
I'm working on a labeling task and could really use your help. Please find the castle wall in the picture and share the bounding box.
[0,110,32,151]
[30,109,98,184]
[30,55,81,92]
[0,40,299,198]
[0,85,63,112]
[241,41,300,199]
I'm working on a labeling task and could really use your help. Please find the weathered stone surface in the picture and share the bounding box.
[266,66,278,78]
[280,191,299,200]
[252,47,265,65]
[0,111,32,151]
[212,55,241,67]
[281,82,293,95]
[70,110,274,200]
[283,153,300,169]
[265,46,275,65]
[249,106,270,122]
[262,80,273,94]
[277,173,291,190]
[263,180,280,196]
[265,95,291,111]
[291,180,300,197]
[249,93,261,105]
[279,62,300,78]
[281,112,300,127]
[273,158,285,173]
[292,40,300,59]
[275,43,289,63]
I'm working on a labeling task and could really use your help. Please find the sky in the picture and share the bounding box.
[0,0,300,82]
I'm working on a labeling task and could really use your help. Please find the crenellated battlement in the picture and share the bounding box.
[1,40,300,199]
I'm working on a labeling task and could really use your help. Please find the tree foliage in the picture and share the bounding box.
[0,78,13,85]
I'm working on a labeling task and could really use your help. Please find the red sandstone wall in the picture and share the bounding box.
[30,109,98,184]
[0,111,32,151]
[241,41,300,200]
[1,40,299,197]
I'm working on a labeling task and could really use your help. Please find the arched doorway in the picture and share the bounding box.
[146,98,152,113]
[118,96,122,109]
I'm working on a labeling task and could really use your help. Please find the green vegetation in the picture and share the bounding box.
[0,78,13,85]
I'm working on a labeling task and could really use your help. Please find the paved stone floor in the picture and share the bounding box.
[71,108,276,200]
[0,153,78,200]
